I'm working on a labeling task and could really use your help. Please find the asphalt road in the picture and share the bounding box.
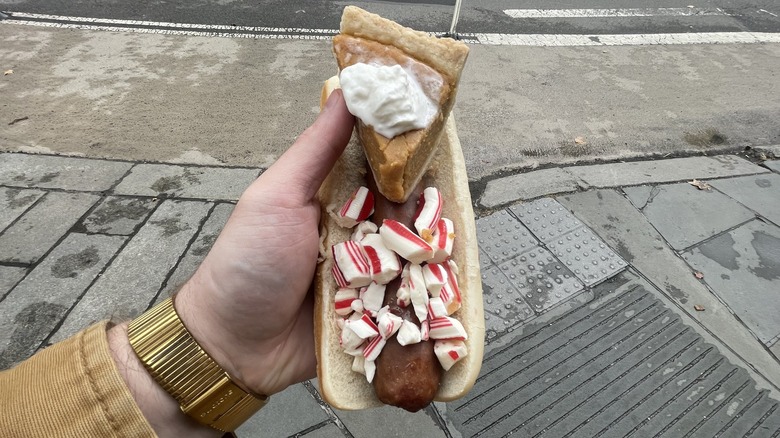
[2,0,780,35]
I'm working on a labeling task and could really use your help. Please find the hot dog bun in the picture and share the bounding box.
[315,78,484,410]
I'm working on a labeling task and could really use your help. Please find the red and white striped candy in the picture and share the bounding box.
[430,218,456,264]
[352,355,366,375]
[378,312,403,339]
[408,263,429,323]
[334,288,359,316]
[350,299,364,313]
[429,316,468,340]
[344,340,367,357]
[340,324,363,351]
[361,234,401,285]
[351,220,378,241]
[421,320,430,341]
[442,261,462,314]
[348,314,379,339]
[396,263,412,307]
[365,359,376,383]
[360,282,385,316]
[338,186,375,227]
[434,340,468,371]
[427,297,448,319]
[396,320,422,346]
[363,334,386,361]
[413,187,443,241]
[332,241,372,288]
[379,219,434,264]
[423,263,448,296]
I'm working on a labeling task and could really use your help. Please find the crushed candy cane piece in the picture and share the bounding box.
[396,263,412,307]
[429,316,468,340]
[338,186,375,227]
[434,340,468,371]
[340,324,363,351]
[423,263,448,296]
[408,264,429,323]
[352,355,366,375]
[351,220,378,241]
[361,234,401,284]
[344,340,367,357]
[363,335,387,361]
[379,219,434,264]
[350,299,364,313]
[365,359,377,383]
[360,282,385,315]
[430,218,455,264]
[397,320,422,346]
[421,320,430,341]
[413,187,443,241]
[447,259,460,276]
[348,314,379,339]
[334,288,359,316]
[442,261,462,314]
[378,312,403,339]
[332,241,372,288]
[427,297,448,319]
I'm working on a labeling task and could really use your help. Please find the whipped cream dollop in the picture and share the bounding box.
[339,63,437,139]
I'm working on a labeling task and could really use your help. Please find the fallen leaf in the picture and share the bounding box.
[693,271,704,279]
[3,69,12,76]
[689,179,711,191]
[574,136,587,145]
[694,305,705,311]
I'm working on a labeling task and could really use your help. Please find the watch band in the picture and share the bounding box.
[128,297,267,432]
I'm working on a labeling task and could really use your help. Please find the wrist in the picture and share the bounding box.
[108,323,221,438]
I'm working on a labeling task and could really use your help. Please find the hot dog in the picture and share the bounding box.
[314,77,484,411]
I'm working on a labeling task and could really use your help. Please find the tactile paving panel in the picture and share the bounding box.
[447,273,780,438]
[547,227,627,287]
[478,247,493,269]
[509,198,583,243]
[476,209,540,265]
[497,247,585,313]
[481,265,535,342]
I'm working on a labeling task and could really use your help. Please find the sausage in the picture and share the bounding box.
[367,174,442,412]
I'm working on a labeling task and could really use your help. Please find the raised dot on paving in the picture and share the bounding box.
[498,247,585,313]
[509,197,583,243]
[547,227,627,287]
[481,265,535,342]
[476,209,539,265]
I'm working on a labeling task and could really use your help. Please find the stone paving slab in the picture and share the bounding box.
[566,155,768,188]
[301,423,345,437]
[0,233,126,369]
[481,264,536,342]
[113,163,259,200]
[766,160,780,173]
[237,383,329,437]
[335,405,446,438]
[624,182,755,250]
[0,187,45,232]
[80,196,157,235]
[444,271,780,438]
[0,266,27,298]
[476,209,539,265]
[154,203,234,306]
[558,189,780,391]
[509,197,584,244]
[0,191,100,264]
[0,153,132,191]
[50,200,212,343]
[547,226,627,287]
[711,173,780,226]
[479,167,583,208]
[683,220,780,346]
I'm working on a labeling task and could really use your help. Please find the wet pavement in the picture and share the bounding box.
[1,150,779,437]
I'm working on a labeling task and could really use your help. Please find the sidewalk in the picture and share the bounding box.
[1,149,779,437]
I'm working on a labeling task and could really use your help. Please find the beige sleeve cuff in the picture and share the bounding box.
[0,321,156,437]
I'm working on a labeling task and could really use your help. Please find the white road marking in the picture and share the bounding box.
[758,9,779,17]
[3,12,780,47]
[504,8,728,19]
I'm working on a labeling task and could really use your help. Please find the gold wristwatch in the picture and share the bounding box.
[128,297,267,432]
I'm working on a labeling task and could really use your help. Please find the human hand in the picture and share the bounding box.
[175,90,354,396]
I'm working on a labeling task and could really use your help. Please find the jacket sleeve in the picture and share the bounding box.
[0,321,157,437]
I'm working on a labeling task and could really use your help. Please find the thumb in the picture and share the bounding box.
[258,90,355,201]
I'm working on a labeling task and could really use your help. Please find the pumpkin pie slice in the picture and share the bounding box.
[333,6,469,203]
